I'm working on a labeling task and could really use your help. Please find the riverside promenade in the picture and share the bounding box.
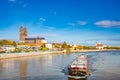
[0,49,118,59]
[0,51,65,59]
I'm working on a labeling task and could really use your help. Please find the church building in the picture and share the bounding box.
[19,26,47,47]
[19,26,28,43]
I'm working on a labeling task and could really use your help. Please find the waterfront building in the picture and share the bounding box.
[96,43,104,50]
[52,43,62,48]
[52,43,63,51]
[17,44,30,49]
[0,47,5,52]
[19,26,47,47]
[25,37,46,47]
[19,26,28,43]
[70,44,77,50]
[1,45,15,52]
[46,43,52,49]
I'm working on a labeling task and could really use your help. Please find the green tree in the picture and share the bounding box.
[76,45,83,50]
[0,40,8,45]
[0,40,17,48]
[82,46,89,50]
[13,41,17,47]
[41,43,46,48]
[62,42,71,53]
[40,43,49,51]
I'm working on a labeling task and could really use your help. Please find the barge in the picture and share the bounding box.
[68,54,89,78]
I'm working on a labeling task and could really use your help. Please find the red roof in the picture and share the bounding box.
[96,43,103,47]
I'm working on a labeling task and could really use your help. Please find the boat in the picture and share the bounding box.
[68,54,89,78]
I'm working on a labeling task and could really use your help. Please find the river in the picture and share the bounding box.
[0,50,120,80]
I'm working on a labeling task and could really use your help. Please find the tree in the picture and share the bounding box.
[76,45,83,50]
[41,43,46,48]
[0,40,8,45]
[62,42,71,53]
[13,41,17,47]
[0,40,17,47]
[40,43,49,51]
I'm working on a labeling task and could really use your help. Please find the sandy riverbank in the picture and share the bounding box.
[0,49,119,59]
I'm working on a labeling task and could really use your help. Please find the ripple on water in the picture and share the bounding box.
[0,51,120,80]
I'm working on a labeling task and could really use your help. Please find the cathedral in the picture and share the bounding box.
[19,26,28,43]
[19,26,47,46]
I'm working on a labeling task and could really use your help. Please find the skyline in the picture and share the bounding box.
[0,0,120,46]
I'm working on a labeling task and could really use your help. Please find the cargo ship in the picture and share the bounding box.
[68,54,89,78]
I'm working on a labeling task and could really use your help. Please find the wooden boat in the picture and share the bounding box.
[68,54,88,78]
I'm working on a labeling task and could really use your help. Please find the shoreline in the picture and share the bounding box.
[0,49,119,59]
[70,49,120,53]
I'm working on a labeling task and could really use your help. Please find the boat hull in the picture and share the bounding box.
[68,68,87,76]
[68,54,88,78]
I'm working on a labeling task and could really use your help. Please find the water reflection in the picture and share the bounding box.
[68,77,87,80]
[0,51,120,80]
[0,60,3,72]
[19,59,28,80]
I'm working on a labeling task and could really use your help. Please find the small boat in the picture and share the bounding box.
[68,54,88,78]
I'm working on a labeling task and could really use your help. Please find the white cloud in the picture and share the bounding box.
[39,17,46,22]
[95,20,120,28]
[68,21,87,26]
[9,0,16,2]
[77,21,87,25]
[68,23,76,26]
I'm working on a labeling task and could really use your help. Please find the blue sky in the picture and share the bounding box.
[0,0,120,46]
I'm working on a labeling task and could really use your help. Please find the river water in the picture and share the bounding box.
[0,50,120,80]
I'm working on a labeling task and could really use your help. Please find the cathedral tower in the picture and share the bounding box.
[19,26,28,43]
